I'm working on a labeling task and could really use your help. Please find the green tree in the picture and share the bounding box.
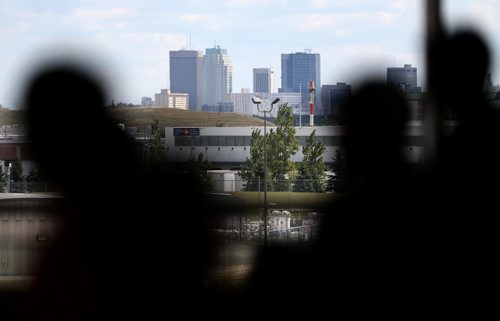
[239,129,266,191]
[0,165,5,192]
[25,165,49,183]
[268,103,299,191]
[187,152,213,192]
[296,130,326,192]
[327,148,350,193]
[332,149,348,177]
[10,158,24,182]
[240,104,299,192]
[148,117,165,165]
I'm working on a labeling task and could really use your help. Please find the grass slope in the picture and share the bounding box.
[0,108,267,128]
[107,108,267,128]
[231,191,337,209]
[0,110,25,126]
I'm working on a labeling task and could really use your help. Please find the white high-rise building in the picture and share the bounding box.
[253,68,275,93]
[200,46,233,107]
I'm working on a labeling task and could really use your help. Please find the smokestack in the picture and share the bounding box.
[309,80,314,127]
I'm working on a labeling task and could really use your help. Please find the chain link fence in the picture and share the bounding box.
[212,225,319,245]
[1,178,348,194]
[0,181,61,193]
[211,178,329,193]
[210,213,320,245]
[210,177,351,193]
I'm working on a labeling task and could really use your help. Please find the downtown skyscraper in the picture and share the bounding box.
[281,51,321,113]
[201,46,233,106]
[169,50,203,110]
[387,64,421,93]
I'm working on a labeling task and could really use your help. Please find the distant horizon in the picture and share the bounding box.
[1,1,499,108]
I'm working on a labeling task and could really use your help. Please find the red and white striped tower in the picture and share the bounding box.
[309,80,315,127]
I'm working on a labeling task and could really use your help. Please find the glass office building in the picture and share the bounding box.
[281,52,321,113]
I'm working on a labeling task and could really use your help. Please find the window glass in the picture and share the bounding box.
[315,136,325,144]
[191,136,201,146]
[333,136,344,146]
[227,136,236,146]
[217,136,226,146]
[235,136,245,146]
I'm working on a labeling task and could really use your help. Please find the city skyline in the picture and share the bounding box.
[1,0,500,108]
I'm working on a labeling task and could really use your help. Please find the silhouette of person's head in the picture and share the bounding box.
[443,30,489,118]
[344,83,409,192]
[23,63,137,199]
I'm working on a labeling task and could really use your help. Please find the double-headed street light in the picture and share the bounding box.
[252,97,280,245]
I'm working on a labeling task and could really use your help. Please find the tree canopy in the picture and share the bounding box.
[148,117,166,165]
[239,129,265,191]
[239,103,299,191]
[187,152,213,193]
[268,103,299,191]
[296,130,326,192]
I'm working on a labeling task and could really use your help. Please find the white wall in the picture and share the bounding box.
[0,202,63,276]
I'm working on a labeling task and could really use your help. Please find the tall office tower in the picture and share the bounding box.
[321,83,351,119]
[387,64,421,93]
[169,50,203,110]
[201,46,233,107]
[281,51,321,113]
[253,68,275,93]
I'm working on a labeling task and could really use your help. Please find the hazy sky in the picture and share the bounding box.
[1,0,499,107]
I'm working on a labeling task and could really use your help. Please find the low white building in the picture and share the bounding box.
[164,125,427,169]
[165,126,342,169]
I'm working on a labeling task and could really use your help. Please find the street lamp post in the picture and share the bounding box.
[252,97,280,245]
[7,163,11,193]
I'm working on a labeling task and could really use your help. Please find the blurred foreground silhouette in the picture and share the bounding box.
[5,64,213,320]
